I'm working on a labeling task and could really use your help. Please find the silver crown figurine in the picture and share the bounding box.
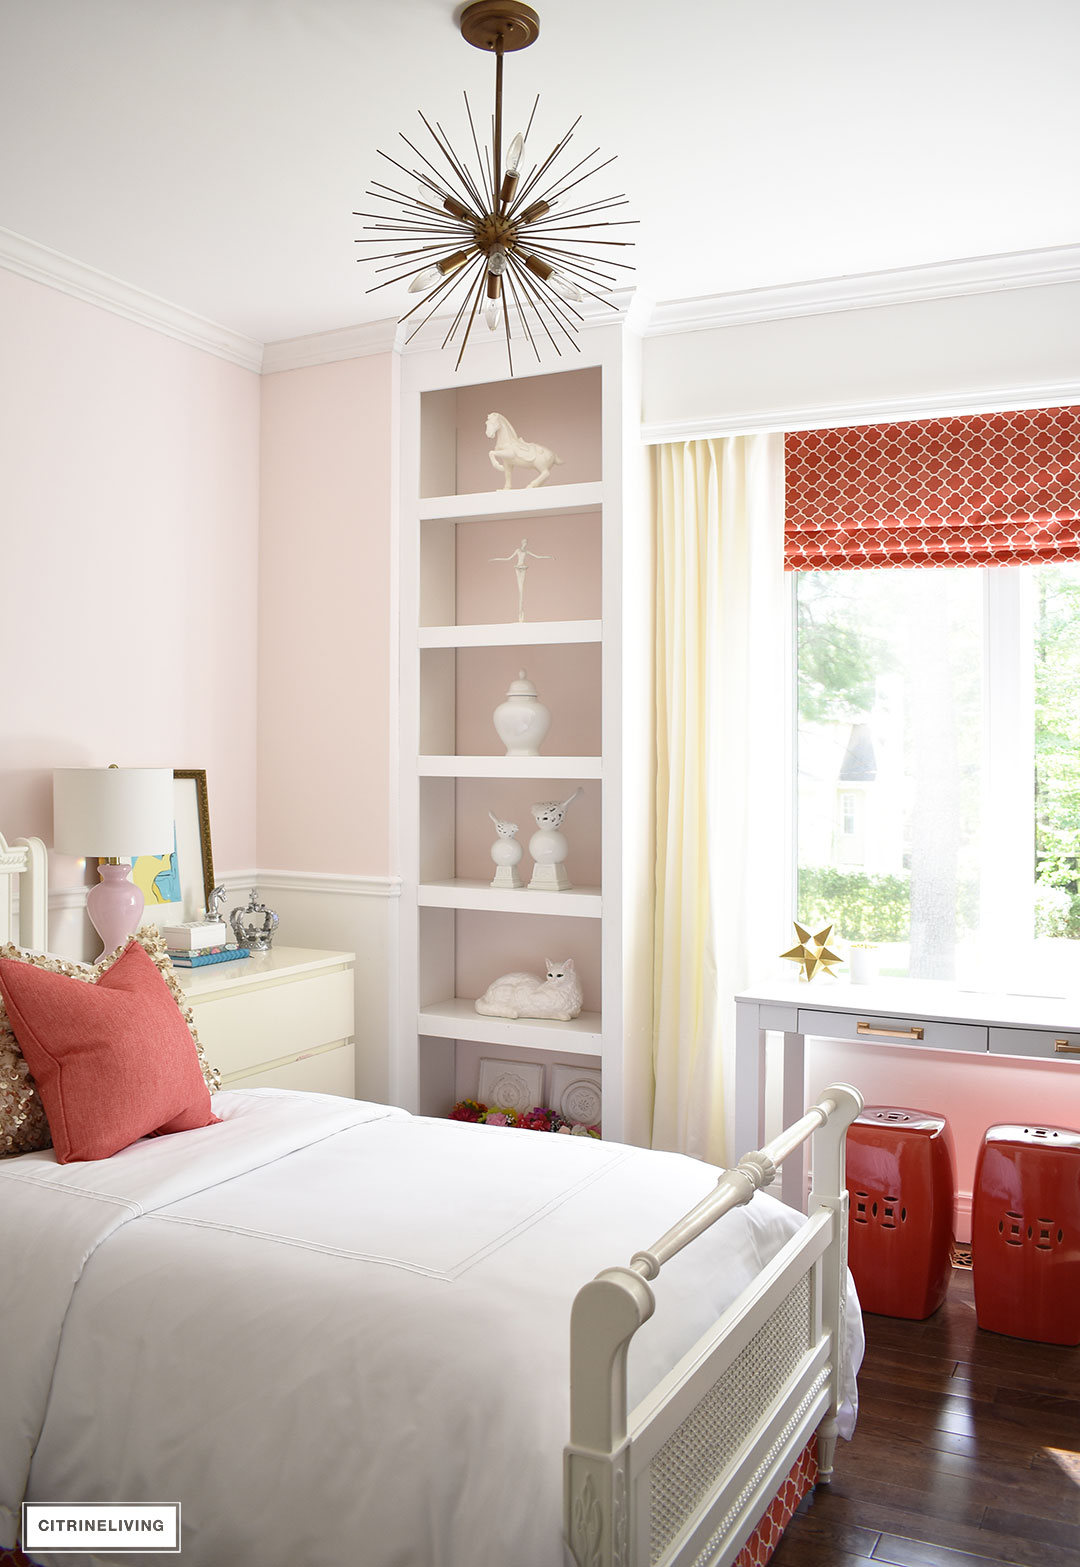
[230,888,279,951]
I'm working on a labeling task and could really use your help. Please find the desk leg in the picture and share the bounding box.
[780,1030,807,1211]
[734,1002,766,1163]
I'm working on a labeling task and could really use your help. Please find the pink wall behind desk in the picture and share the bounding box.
[0,267,260,884]
[804,1036,1080,1237]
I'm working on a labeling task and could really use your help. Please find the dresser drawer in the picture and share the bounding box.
[990,1026,1080,1062]
[190,968,354,1080]
[799,1008,988,1053]
[224,1041,356,1097]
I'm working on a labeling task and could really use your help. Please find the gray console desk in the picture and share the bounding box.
[735,978,1080,1209]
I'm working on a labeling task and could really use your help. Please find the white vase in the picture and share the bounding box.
[492,669,551,756]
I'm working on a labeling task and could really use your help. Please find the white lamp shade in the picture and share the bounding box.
[53,768,176,859]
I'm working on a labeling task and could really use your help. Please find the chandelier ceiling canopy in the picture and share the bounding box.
[355,0,635,373]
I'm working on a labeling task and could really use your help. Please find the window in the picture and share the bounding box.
[795,562,1080,990]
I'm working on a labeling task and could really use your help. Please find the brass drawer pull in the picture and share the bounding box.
[857,1020,925,1040]
[1054,1038,1080,1054]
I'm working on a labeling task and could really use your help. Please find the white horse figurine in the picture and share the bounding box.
[486,412,563,490]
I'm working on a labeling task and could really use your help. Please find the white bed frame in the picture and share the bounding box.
[565,1086,862,1567]
[0,832,47,951]
[0,836,856,1567]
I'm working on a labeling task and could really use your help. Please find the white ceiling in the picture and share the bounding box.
[2,0,1079,346]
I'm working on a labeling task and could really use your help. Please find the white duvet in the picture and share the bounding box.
[0,1089,862,1567]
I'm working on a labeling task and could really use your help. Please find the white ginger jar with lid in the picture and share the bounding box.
[492,669,551,756]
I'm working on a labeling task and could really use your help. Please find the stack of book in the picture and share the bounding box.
[163,921,251,969]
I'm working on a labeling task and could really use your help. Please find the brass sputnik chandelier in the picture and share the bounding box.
[354,0,634,373]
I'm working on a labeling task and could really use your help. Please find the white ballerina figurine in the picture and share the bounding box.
[487,810,524,890]
[474,958,583,1021]
[489,537,554,623]
[485,411,563,490]
[527,787,583,892]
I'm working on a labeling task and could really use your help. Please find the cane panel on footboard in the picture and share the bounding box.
[565,1087,860,1567]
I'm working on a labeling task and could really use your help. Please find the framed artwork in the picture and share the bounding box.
[550,1065,602,1126]
[477,1058,543,1115]
[131,770,215,925]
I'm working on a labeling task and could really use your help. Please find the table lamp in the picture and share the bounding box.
[53,766,175,958]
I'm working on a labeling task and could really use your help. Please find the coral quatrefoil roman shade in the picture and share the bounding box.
[785,405,1080,571]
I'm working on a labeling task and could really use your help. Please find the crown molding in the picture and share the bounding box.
[0,227,264,372]
[640,377,1080,444]
[645,244,1080,338]
[7,225,1077,376]
[261,319,401,373]
[263,287,641,370]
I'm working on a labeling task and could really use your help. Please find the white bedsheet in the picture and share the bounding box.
[0,1089,863,1567]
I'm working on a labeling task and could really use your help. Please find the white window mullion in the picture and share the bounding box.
[982,567,1035,972]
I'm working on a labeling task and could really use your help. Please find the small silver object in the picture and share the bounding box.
[230,888,279,951]
[206,885,228,923]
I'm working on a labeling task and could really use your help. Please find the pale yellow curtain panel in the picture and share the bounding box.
[652,435,787,1166]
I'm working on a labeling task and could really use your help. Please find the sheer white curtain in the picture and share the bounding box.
[652,434,788,1165]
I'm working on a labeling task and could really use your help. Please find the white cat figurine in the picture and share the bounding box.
[474,959,583,1021]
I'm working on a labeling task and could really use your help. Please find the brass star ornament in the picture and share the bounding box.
[781,921,843,982]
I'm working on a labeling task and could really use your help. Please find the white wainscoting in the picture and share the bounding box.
[216,872,401,1105]
[29,871,402,1108]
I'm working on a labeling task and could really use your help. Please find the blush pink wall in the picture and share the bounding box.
[805,1035,1080,1237]
[257,354,394,874]
[0,268,260,887]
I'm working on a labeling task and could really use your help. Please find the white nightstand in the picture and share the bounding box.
[174,947,356,1097]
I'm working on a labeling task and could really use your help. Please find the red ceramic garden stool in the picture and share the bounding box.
[845,1106,956,1319]
[972,1123,1080,1346]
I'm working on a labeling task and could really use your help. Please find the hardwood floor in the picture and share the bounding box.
[772,1266,1080,1566]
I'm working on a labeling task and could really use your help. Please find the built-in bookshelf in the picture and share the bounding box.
[396,335,652,1142]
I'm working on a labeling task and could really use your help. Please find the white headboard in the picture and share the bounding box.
[0,832,47,950]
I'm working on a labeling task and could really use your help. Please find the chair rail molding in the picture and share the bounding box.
[247,870,402,898]
[22,871,401,919]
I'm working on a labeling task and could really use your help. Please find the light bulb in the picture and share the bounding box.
[407,251,470,293]
[549,270,584,302]
[500,132,525,204]
[485,301,501,332]
[487,248,507,276]
[408,265,443,294]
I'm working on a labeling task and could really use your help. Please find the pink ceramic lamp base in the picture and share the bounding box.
[86,863,146,960]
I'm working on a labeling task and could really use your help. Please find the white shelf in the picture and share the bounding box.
[418,998,603,1054]
[418,618,602,649]
[419,755,602,779]
[419,880,602,917]
[419,481,602,524]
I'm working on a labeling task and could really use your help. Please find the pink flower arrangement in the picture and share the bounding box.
[449,1100,600,1137]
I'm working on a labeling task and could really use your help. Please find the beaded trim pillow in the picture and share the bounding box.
[0,927,220,1157]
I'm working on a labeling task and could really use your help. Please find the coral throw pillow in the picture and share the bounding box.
[0,939,219,1163]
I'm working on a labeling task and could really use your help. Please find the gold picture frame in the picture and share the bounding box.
[174,770,215,920]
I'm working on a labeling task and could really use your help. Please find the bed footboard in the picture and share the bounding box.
[564,1084,862,1567]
